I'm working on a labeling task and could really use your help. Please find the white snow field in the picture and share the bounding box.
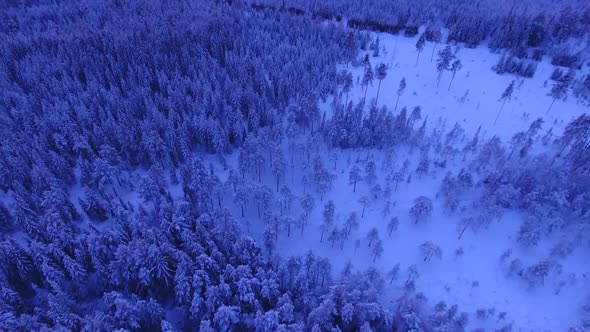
[333,30,588,140]
[235,31,590,331]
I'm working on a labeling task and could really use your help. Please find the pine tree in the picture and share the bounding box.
[409,196,434,224]
[415,35,426,65]
[342,70,353,108]
[358,195,370,218]
[420,242,443,261]
[547,69,574,114]
[349,166,362,192]
[345,212,359,236]
[493,80,515,125]
[448,59,462,91]
[374,63,388,105]
[429,30,443,62]
[395,77,406,112]
[387,217,399,236]
[320,200,335,243]
[387,263,401,284]
[436,46,454,89]
[362,62,374,104]
[372,239,383,263]
[366,228,379,247]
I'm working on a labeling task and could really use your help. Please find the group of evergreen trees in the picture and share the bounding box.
[252,0,590,53]
[1,0,589,331]
[0,1,393,330]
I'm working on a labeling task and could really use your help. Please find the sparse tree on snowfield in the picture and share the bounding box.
[345,212,359,236]
[458,216,480,240]
[416,35,426,65]
[253,184,273,220]
[375,63,388,105]
[328,226,341,248]
[420,241,442,261]
[359,195,370,218]
[495,80,515,125]
[366,227,379,247]
[364,160,377,184]
[388,217,399,236]
[507,132,528,160]
[448,59,462,91]
[429,30,443,62]
[523,259,562,288]
[282,215,296,237]
[297,213,307,236]
[342,70,353,107]
[406,265,419,284]
[408,106,422,130]
[349,165,362,192]
[301,194,315,219]
[436,46,454,89]
[409,196,434,224]
[547,69,574,114]
[263,224,276,255]
[271,150,286,192]
[320,200,335,243]
[370,184,382,201]
[395,77,406,112]
[392,169,405,192]
[279,185,293,215]
[315,170,333,201]
[330,152,338,171]
[338,227,348,249]
[362,62,374,103]
[387,263,401,284]
[372,239,384,262]
[234,181,250,217]
[415,154,430,178]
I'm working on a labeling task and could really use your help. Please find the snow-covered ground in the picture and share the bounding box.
[238,31,590,331]
[330,31,588,140]
[270,148,589,331]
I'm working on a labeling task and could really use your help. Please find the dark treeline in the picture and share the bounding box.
[251,0,590,53]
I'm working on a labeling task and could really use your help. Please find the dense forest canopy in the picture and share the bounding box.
[0,0,589,331]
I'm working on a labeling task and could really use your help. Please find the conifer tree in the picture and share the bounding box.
[448,59,462,91]
[436,46,454,89]
[495,80,515,125]
[375,63,388,105]
[415,34,426,65]
[395,77,406,112]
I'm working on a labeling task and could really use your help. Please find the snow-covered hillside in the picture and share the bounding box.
[236,31,590,331]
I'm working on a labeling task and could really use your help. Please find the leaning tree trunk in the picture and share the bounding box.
[430,43,437,62]
[375,79,382,105]
[494,98,507,125]
[448,73,456,91]
[458,219,471,240]
[546,98,557,115]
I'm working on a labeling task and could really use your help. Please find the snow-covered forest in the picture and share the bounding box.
[0,0,589,331]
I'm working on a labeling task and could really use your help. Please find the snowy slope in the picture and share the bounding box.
[254,31,590,331]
